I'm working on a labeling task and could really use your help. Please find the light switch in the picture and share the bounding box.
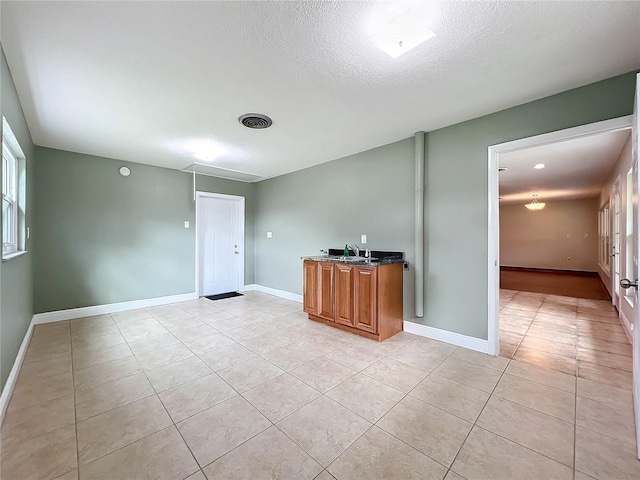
[184,221,190,229]
[361,234,367,244]
[266,231,273,238]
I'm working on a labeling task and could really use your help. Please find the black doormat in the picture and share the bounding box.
[205,292,243,301]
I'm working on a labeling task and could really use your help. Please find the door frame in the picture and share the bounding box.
[195,191,245,297]
[611,176,622,310]
[487,115,633,356]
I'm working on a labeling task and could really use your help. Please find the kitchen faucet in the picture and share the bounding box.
[348,244,360,257]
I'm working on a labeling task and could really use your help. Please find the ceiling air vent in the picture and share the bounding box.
[239,113,273,129]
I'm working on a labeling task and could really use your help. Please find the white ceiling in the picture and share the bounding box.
[2,1,639,180]
[499,129,631,204]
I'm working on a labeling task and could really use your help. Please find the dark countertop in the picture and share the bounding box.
[301,255,404,266]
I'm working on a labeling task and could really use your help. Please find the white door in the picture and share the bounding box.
[629,73,640,458]
[197,193,244,296]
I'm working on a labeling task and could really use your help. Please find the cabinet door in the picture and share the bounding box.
[303,260,318,315]
[317,262,335,321]
[354,266,377,333]
[335,264,355,326]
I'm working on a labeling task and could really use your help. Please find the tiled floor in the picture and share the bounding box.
[499,289,633,387]
[1,291,639,480]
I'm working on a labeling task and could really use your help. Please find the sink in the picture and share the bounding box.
[331,256,369,263]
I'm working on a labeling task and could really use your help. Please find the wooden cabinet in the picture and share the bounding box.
[303,260,318,315]
[354,266,377,333]
[302,260,403,341]
[317,262,335,321]
[335,264,355,326]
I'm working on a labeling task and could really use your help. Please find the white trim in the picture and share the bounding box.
[32,292,197,324]
[243,284,257,292]
[195,191,245,297]
[488,115,634,356]
[500,265,598,274]
[250,284,303,303]
[621,304,634,344]
[2,250,28,262]
[403,321,490,354]
[0,318,34,425]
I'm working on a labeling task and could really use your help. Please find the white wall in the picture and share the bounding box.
[500,198,599,271]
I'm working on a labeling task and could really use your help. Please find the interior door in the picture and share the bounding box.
[198,194,243,296]
[631,73,640,458]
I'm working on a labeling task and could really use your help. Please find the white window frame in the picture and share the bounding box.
[598,203,611,275]
[2,117,26,260]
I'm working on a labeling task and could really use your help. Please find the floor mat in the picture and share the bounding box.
[205,291,243,301]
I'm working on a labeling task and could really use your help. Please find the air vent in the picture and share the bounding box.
[239,113,272,129]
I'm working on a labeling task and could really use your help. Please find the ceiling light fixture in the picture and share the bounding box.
[193,144,226,161]
[533,163,545,169]
[369,8,436,58]
[524,194,546,211]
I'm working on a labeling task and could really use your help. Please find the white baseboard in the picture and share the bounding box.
[404,320,490,354]
[243,284,257,292]
[32,292,198,324]
[0,318,34,426]
[245,284,302,303]
[620,308,634,344]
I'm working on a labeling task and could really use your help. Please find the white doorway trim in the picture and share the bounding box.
[195,191,245,297]
[487,115,633,356]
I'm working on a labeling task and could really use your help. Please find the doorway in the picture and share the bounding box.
[488,115,633,356]
[195,192,245,296]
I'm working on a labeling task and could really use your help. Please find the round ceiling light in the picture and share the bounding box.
[239,113,273,129]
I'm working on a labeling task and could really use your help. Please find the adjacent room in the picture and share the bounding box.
[1,1,640,480]
[497,126,634,381]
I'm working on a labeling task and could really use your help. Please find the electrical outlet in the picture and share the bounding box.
[184,221,190,229]
[266,231,273,238]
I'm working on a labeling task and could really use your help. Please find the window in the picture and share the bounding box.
[598,203,610,274]
[2,117,26,259]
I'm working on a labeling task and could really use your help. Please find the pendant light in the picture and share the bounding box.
[524,194,545,211]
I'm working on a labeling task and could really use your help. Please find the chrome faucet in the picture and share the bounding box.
[348,244,360,257]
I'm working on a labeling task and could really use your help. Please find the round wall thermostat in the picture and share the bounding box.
[119,166,131,177]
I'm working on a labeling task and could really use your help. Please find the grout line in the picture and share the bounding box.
[67,319,81,475]
[573,373,578,480]
[443,356,511,478]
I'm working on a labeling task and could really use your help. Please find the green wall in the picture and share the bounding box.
[424,71,638,339]
[253,70,638,341]
[255,138,416,316]
[34,147,255,313]
[1,48,35,390]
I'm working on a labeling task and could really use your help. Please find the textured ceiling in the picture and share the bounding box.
[2,1,639,180]
[499,129,631,203]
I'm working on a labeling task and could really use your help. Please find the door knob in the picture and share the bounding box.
[620,278,638,289]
